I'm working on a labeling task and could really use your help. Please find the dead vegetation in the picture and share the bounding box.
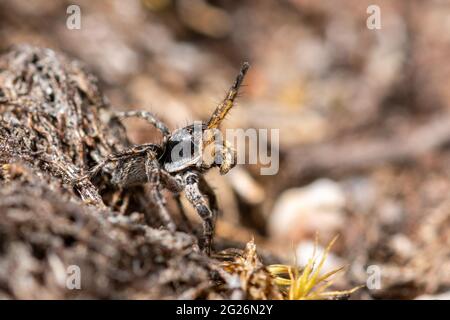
[0,45,215,299]
[0,45,313,300]
[0,0,449,300]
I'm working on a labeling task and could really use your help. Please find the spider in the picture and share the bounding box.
[80,62,249,255]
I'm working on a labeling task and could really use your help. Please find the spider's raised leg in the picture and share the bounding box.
[182,171,216,255]
[207,62,249,130]
[144,150,176,232]
[115,111,170,142]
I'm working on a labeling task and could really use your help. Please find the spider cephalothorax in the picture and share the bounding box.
[80,62,249,255]
[163,123,237,175]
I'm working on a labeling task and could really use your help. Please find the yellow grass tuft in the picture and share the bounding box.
[267,235,363,300]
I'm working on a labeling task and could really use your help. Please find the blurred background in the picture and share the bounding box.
[1,0,449,299]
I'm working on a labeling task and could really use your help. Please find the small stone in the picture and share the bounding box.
[269,179,347,242]
[389,234,416,259]
[378,200,404,227]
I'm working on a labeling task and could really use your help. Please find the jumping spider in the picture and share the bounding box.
[81,62,249,255]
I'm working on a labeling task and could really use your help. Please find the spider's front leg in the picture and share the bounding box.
[181,171,217,255]
[144,150,177,232]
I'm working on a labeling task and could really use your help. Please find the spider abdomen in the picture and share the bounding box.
[111,156,148,187]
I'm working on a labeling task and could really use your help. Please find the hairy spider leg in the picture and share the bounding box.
[144,150,176,231]
[182,171,216,255]
[115,110,170,142]
[207,62,250,130]
[173,193,194,233]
